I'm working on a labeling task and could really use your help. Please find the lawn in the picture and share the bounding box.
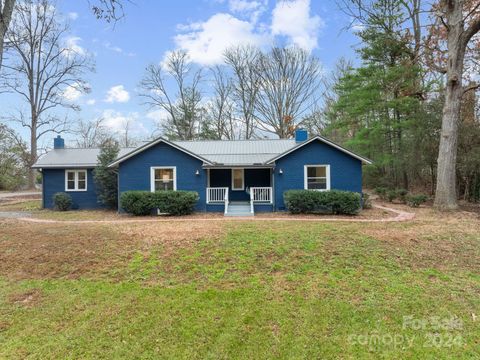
[0,206,478,359]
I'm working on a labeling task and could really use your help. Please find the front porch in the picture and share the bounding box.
[205,167,274,215]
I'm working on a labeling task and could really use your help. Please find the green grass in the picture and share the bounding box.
[0,199,41,211]
[0,221,478,359]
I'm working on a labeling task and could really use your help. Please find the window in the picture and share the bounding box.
[65,170,87,191]
[151,167,176,191]
[232,168,244,191]
[304,165,330,191]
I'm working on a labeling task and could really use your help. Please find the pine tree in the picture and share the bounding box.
[93,139,120,209]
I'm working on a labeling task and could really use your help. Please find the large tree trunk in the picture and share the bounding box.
[434,0,466,210]
[0,0,16,70]
[28,124,37,189]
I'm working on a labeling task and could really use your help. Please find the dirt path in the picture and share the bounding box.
[3,204,415,224]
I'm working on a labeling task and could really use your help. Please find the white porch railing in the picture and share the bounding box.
[250,187,273,213]
[206,187,229,214]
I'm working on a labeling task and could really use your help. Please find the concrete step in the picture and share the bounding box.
[226,203,254,216]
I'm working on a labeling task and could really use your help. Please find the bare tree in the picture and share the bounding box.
[73,118,109,148]
[90,0,128,22]
[140,50,204,140]
[254,47,321,138]
[0,0,15,71]
[224,45,261,139]
[433,0,480,210]
[2,0,93,188]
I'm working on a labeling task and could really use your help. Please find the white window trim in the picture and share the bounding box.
[150,166,177,192]
[65,169,87,192]
[304,165,330,191]
[231,168,245,191]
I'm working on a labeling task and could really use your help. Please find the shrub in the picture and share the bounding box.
[374,186,387,197]
[396,189,408,203]
[155,191,199,216]
[406,194,428,208]
[386,190,397,202]
[362,193,372,209]
[120,191,156,216]
[284,190,361,215]
[53,192,72,211]
[120,190,199,216]
[93,139,120,209]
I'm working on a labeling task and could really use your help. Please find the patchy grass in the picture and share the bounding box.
[0,199,41,211]
[0,208,478,359]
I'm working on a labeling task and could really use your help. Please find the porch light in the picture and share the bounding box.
[279,168,283,174]
[195,170,200,175]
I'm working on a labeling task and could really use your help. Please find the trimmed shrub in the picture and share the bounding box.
[53,192,72,211]
[284,190,361,215]
[155,191,199,216]
[120,190,199,216]
[362,193,372,209]
[406,194,428,208]
[120,191,156,216]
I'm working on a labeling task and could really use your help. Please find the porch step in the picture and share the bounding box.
[225,203,253,217]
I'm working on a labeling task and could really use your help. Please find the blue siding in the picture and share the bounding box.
[42,168,103,209]
[273,140,363,210]
[118,142,207,211]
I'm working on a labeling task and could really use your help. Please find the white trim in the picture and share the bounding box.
[109,137,213,167]
[304,165,330,191]
[150,166,177,192]
[231,168,244,191]
[64,169,88,192]
[267,136,373,165]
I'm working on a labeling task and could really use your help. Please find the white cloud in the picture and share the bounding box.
[101,109,148,136]
[86,99,96,105]
[105,85,130,103]
[173,13,269,66]
[67,12,78,20]
[64,36,86,57]
[146,109,170,124]
[103,42,136,57]
[62,84,84,101]
[271,0,324,52]
[228,0,267,23]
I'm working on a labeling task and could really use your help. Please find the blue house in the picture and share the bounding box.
[33,130,372,216]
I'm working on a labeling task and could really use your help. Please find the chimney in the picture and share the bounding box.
[294,129,308,143]
[54,135,65,149]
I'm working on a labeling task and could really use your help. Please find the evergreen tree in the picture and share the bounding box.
[93,139,120,209]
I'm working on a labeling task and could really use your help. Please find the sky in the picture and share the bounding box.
[1,0,361,148]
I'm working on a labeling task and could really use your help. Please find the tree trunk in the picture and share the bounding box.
[0,0,15,70]
[434,1,466,210]
[28,127,37,189]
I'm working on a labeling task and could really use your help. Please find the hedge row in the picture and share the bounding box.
[120,190,199,216]
[284,190,361,215]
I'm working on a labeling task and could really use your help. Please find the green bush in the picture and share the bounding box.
[284,190,361,215]
[120,190,199,216]
[120,191,155,216]
[155,191,199,216]
[362,193,372,209]
[406,194,428,208]
[53,192,72,211]
[374,187,388,200]
[386,190,397,202]
[396,189,408,203]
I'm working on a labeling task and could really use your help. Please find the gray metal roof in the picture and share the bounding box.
[32,148,135,168]
[173,139,296,165]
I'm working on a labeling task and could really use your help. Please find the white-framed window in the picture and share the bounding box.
[65,169,87,191]
[151,166,176,191]
[304,165,330,191]
[231,168,244,191]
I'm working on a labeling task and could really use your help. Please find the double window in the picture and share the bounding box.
[231,168,244,191]
[151,167,176,191]
[65,170,87,191]
[304,165,330,191]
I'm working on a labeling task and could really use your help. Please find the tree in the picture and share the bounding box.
[433,0,480,209]
[224,45,260,139]
[73,118,109,148]
[254,47,321,138]
[93,138,120,209]
[2,0,93,188]
[0,122,28,190]
[0,0,15,71]
[140,50,205,140]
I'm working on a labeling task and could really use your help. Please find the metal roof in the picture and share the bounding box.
[32,137,371,168]
[32,148,135,168]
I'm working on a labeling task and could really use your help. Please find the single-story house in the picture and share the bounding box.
[33,130,372,216]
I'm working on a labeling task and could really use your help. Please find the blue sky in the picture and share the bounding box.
[2,0,360,147]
